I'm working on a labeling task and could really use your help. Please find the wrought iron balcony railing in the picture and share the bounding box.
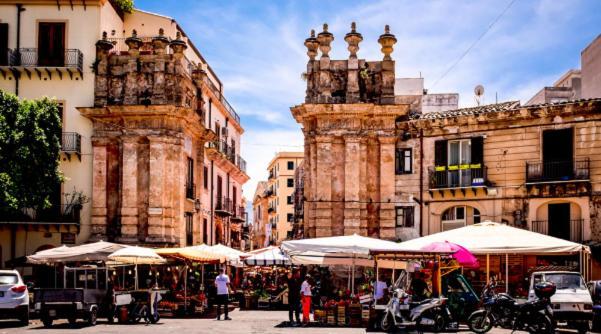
[6,48,83,72]
[61,132,81,154]
[526,158,590,183]
[203,77,240,125]
[531,219,584,243]
[215,196,233,215]
[429,165,487,189]
[207,140,247,173]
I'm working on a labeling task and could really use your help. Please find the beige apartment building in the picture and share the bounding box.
[293,24,601,279]
[258,152,304,244]
[251,181,269,249]
[0,0,248,270]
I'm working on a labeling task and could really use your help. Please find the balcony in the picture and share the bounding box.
[231,206,246,223]
[263,189,274,197]
[526,158,590,183]
[0,48,83,79]
[206,140,247,175]
[268,207,276,214]
[0,204,81,233]
[202,76,240,125]
[531,219,584,243]
[60,132,82,161]
[215,196,233,216]
[428,165,488,196]
[185,183,196,200]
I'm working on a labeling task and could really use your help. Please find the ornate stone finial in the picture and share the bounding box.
[378,24,397,61]
[317,23,334,59]
[304,29,319,61]
[125,29,143,55]
[344,22,363,59]
[169,31,187,55]
[152,28,170,55]
[96,31,114,53]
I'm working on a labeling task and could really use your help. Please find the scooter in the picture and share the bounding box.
[380,287,455,333]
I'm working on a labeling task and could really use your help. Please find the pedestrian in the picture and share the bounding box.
[215,267,232,320]
[287,270,301,326]
[300,274,312,326]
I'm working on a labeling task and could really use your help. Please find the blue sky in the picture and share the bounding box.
[137,0,601,200]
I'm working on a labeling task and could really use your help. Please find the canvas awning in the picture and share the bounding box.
[107,246,166,265]
[27,241,127,264]
[155,247,225,263]
[395,221,589,255]
[244,246,290,266]
[191,244,247,266]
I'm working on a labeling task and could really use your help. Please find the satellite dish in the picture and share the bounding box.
[474,85,485,106]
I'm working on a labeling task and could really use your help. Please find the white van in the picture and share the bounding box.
[529,271,593,333]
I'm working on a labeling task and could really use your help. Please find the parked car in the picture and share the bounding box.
[587,280,601,332]
[529,271,593,333]
[0,269,29,326]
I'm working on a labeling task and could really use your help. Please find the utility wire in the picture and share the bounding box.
[429,0,517,90]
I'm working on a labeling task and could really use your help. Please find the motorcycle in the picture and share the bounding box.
[380,287,455,333]
[467,281,555,334]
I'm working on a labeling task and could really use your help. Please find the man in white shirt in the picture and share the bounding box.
[214,267,231,320]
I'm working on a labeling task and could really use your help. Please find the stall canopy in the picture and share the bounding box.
[244,246,290,266]
[107,246,166,265]
[155,247,225,263]
[281,234,419,266]
[396,221,589,255]
[192,244,247,266]
[27,241,127,264]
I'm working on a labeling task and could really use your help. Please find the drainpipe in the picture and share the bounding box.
[15,4,25,96]
[419,129,424,237]
[210,161,214,245]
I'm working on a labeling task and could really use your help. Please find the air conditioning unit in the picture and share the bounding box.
[221,127,229,137]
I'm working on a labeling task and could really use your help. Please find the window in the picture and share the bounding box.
[395,207,414,228]
[202,218,208,244]
[287,178,294,188]
[287,214,293,222]
[185,212,194,246]
[441,206,480,231]
[287,196,293,205]
[433,137,484,188]
[0,23,8,66]
[38,22,65,66]
[287,161,294,170]
[395,148,412,174]
[203,166,208,189]
[186,158,194,199]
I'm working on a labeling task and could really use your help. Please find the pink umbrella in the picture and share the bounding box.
[420,241,480,269]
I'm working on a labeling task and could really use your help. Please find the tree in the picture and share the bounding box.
[0,90,62,218]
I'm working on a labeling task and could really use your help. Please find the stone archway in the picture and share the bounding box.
[529,198,587,242]
[438,203,485,232]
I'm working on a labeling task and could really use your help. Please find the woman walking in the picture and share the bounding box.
[300,274,312,326]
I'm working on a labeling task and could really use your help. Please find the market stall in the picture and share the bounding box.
[394,221,591,294]
[240,246,291,310]
[154,247,226,316]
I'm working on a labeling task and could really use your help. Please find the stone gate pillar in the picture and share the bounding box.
[90,142,108,241]
[118,136,139,242]
[146,136,166,243]
[344,136,361,235]
[379,136,397,239]
[315,135,333,237]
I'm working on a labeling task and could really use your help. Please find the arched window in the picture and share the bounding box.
[442,206,481,231]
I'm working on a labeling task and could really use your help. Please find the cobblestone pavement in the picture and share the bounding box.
[0,310,580,334]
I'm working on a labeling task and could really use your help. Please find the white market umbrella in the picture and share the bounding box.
[245,246,290,266]
[108,246,166,290]
[27,241,127,264]
[192,244,248,267]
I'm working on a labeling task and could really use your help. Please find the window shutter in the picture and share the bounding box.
[434,140,447,166]
[471,136,484,165]
[407,207,414,228]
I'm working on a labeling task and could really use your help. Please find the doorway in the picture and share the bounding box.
[542,128,573,180]
[38,22,65,67]
[548,203,570,241]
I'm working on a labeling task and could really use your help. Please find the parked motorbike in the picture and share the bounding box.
[467,281,555,334]
[380,287,455,333]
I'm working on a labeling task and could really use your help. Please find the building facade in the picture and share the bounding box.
[293,23,601,277]
[260,152,304,244]
[0,1,248,269]
[251,181,269,249]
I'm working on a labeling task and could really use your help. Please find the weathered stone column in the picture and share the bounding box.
[118,137,139,242]
[307,136,318,238]
[315,135,333,237]
[379,136,397,239]
[344,136,361,235]
[146,136,166,243]
[124,30,142,105]
[90,143,108,241]
[359,138,369,235]
[317,24,334,103]
[344,23,362,103]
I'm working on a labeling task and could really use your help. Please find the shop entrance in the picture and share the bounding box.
[548,203,570,241]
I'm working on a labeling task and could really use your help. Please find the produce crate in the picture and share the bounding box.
[349,303,362,327]
[326,307,337,325]
[337,305,347,326]
[314,309,326,324]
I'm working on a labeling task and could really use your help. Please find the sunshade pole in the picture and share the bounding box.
[135,264,138,290]
[505,253,509,293]
[184,263,188,314]
[486,254,490,284]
